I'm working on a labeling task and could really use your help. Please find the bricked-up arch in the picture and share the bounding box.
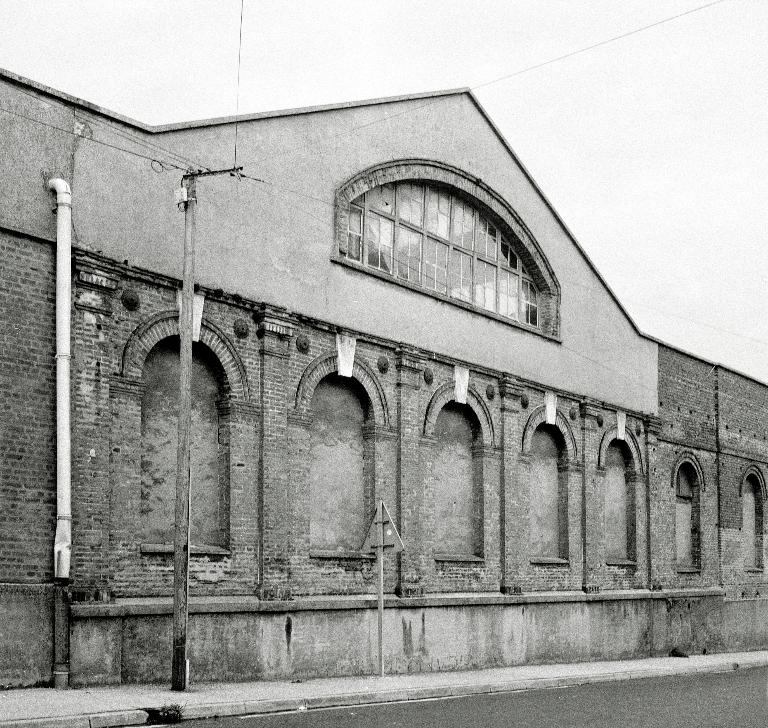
[294,351,390,428]
[671,453,705,492]
[598,427,644,476]
[334,159,561,336]
[423,382,495,449]
[673,454,703,569]
[739,464,767,500]
[521,405,577,463]
[121,311,249,400]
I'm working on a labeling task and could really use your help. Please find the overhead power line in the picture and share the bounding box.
[247,0,729,167]
[472,0,729,91]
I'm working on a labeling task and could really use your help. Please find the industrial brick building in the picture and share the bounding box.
[2,68,768,688]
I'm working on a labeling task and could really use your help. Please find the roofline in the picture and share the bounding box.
[646,332,768,390]
[0,67,156,131]
[152,87,472,132]
[10,66,761,384]
[0,67,469,133]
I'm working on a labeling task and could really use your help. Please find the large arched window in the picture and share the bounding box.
[530,424,568,559]
[140,338,229,549]
[342,182,538,326]
[432,402,482,557]
[675,462,700,569]
[742,472,764,570]
[603,441,636,562]
[309,374,372,553]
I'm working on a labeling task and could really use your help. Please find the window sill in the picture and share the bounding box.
[744,566,764,573]
[140,543,230,557]
[530,557,569,566]
[606,559,637,568]
[310,549,375,560]
[434,553,484,563]
[331,256,559,343]
[676,565,701,574]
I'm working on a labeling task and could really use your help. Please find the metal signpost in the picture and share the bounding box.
[361,500,404,676]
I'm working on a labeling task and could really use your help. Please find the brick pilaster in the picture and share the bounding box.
[254,306,295,599]
[645,414,664,588]
[72,266,118,594]
[580,402,603,591]
[499,376,523,593]
[395,347,425,596]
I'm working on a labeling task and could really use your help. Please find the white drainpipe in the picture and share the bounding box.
[49,178,72,581]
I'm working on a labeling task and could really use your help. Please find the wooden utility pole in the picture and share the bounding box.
[172,174,196,691]
[171,167,241,691]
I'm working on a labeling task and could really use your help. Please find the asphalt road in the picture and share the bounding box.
[184,666,768,728]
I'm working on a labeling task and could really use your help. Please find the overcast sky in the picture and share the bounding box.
[2,0,767,382]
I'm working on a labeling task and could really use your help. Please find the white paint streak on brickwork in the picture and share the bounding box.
[617,411,626,440]
[336,333,356,377]
[545,391,557,424]
[454,366,469,403]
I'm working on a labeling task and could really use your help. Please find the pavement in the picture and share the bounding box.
[2,651,768,728]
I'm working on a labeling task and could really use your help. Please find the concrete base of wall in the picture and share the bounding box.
[69,589,768,686]
[0,583,54,688]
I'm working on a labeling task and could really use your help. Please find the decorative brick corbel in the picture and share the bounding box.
[645,414,663,436]
[579,401,604,429]
[498,375,523,412]
[253,304,296,357]
[395,345,424,390]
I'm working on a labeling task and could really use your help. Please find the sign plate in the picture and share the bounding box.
[361,501,404,553]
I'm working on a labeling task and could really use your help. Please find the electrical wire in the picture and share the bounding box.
[246,0,730,168]
[472,0,729,92]
[0,102,190,171]
[233,0,245,168]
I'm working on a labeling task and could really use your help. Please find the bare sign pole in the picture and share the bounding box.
[361,500,404,677]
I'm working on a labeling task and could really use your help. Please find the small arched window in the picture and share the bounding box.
[604,441,636,562]
[343,182,538,326]
[530,425,568,559]
[432,403,482,557]
[742,472,764,570]
[675,462,700,569]
[309,375,372,552]
[140,338,229,549]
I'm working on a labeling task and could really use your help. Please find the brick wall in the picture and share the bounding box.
[0,230,56,583]
[656,344,768,597]
[10,251,758,605]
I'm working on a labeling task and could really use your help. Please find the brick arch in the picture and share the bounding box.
[121,310,249,400]
[335,158,560,302]
[521,405,577,463]
[740,464,767,500]
[423,382,495,449]
[671,453,705,492]
[598,427,645,476]
[294,351,390,427]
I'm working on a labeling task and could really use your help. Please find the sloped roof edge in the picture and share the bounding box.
[0,67,469,132]
[464,89,645,339]
[0,66,643,338]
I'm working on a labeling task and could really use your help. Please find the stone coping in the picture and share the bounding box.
[71,587,726,618]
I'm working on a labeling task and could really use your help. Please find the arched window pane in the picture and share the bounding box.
[530,427,561,557]
[141,339,226,547]
[604,444,628,560]
[433,404,477,554]
[309,377,367,551]
[344,182,538,325]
